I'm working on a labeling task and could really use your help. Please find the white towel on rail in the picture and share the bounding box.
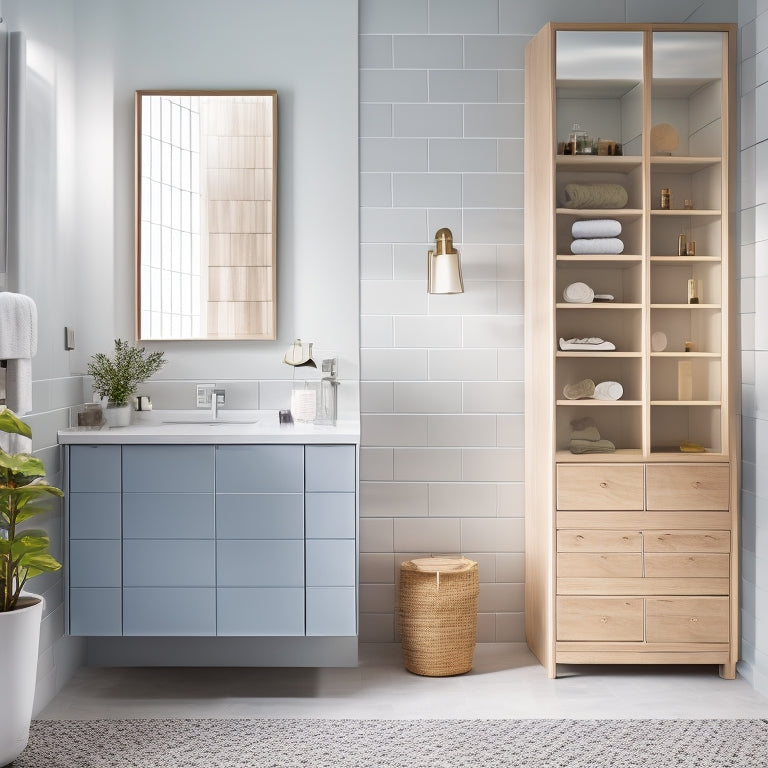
[0,292,38,454]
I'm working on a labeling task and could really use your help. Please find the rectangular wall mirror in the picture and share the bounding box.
[135,90,277,340]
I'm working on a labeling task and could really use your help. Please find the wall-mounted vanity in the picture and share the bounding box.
[58,413,360,667]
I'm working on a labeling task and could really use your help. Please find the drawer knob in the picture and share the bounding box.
[599,482,608,488]
[600,616,608,623]
[693,481,702,488]
[689,617,698,623]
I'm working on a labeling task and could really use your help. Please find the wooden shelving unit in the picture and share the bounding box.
[524,23,739,678]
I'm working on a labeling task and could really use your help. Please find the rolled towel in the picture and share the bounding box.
[572,219,622,239]
[569,438,616,454]
[570,238,624,255]
[563,282,594,303]
[562,183,628,209]
[593,381,624,401]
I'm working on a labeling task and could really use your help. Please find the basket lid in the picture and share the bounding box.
[405,556,476,574]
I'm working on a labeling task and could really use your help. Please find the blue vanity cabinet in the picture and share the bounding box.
[68,445,123,636]
[66,441,358,640]
[305,445,357,636]
[215,445,305,636]
[122,445,216,635]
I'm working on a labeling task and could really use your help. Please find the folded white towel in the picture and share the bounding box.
[559,337,616,351]
[563,282,594,303]
[0,292,38,359]
[570,238,624,255]
[572,219,622,239]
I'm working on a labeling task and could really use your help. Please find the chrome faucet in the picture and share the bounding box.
[211,389,225,419]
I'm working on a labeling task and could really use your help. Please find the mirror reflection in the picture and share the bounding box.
[136,90,277,340]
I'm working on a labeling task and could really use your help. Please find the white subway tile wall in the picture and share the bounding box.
[739,0,768,697]
[359,2,526,642]
[359,0,742,651]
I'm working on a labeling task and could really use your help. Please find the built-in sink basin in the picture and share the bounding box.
[159,410,262,426]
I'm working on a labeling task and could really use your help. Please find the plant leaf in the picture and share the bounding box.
[10,530,50,557]
[19,551,61,573]
[0,452,45,477]
[0,408,33,439]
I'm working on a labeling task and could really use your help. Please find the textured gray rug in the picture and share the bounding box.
[15,718,768,767]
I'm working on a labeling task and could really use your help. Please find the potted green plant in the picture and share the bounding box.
[0,408,64,765]
[86,338,166,427]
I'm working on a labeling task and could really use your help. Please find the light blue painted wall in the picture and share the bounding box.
[69,0,360,417]
[2,0,88,715]
[3,0,358,713]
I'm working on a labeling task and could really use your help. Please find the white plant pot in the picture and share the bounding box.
[104,403,131,428]
[0,594,43,766]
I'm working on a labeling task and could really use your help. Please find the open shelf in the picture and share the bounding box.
[556,156,642,172]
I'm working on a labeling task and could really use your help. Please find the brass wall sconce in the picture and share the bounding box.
[427,228,464,294]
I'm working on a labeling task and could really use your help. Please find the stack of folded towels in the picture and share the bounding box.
[569,416,616,454]
[570,218,624,255]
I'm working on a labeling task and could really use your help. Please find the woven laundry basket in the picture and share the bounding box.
[398,556,479,677]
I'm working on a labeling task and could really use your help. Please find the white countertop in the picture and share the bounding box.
[57,410,360,445]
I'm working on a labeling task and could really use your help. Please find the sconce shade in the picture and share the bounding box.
[427,227,464,294]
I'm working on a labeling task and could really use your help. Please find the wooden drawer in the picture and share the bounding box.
[557,530,641,552]
[646,597,729,643]
[557,553,642,578]
[643,553,729,578]
[556,596,643,641]
[645,464,729,511]
[557,465,644,510]
[644,530,730,553]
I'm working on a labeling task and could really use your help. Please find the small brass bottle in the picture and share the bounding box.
[678,231,687,256]
[661,188,670,210]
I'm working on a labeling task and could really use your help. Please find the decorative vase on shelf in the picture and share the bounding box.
[104,403,131,428]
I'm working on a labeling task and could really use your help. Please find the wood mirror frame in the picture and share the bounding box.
[135,90,277,340]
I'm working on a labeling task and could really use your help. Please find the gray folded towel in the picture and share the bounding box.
[570,426,602,442]
[570,238,624,255]
[572,219,622,238]
[569,438,616,454]
[562,183,628,209]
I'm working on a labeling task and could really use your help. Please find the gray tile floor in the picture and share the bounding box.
[39,644,768,721]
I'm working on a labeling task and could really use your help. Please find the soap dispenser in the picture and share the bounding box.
[314,358,339,426]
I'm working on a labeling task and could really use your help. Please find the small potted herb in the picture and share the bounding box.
[87,339,166,426]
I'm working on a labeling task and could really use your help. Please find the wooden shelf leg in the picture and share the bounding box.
[719,661,737,680]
